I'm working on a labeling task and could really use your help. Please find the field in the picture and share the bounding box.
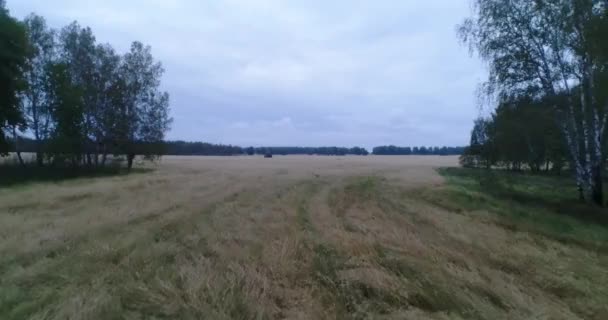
[1,156,607,319]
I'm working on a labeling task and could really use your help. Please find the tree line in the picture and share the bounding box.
[164,141,244,156]
[372,146,465,155]
[0,3,171,170]
[163,143,467,156]
[162,142,370,156]
[248,146,370,156]
[460,95,568,173]
[459,0,608,205]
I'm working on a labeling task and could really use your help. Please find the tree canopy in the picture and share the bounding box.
[461,95,567,172]
[460,0,608,205]
[1,9,172,169]
[0,5,27,155]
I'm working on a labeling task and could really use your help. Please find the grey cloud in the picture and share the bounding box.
[8,0,483,148]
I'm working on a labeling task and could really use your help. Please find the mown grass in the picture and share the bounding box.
[322,171,608,319]
[2,158,608,319]
[425,168,608,249]
[413,168,608,319]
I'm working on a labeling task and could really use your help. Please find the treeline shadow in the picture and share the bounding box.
[0,163,152,188]
[441,167,608,227]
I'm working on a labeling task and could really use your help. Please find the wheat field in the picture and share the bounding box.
[1,155,606,319]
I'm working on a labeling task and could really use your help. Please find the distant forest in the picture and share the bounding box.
[5,138,465,156]
[5,139,467,156]
[151,141,369,156]
[372,146,465,156]
[164,141,465,156]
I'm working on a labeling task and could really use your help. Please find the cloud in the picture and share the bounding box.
[8,0,484,148]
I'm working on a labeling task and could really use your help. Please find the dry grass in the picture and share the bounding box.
[0,155,606,319]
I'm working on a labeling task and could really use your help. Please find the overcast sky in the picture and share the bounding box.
[8,0,484,148]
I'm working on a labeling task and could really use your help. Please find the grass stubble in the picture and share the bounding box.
[0,156,606,319]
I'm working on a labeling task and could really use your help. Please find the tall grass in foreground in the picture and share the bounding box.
[0,159,607,319]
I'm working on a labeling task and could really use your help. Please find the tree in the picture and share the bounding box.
[59,22,98,165]
[0,9,173,172]
[119,41,171,169]
[22,14,56,165]
[460,118,494,168]
[0,4,28,155]
[461,95,568,172]
[373,145,464,155]
[460,0,608,205]
[91,43,122,165]
[492,96,566,171]
[46,62,84,167]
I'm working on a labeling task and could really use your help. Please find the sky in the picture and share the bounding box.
[8,0,484,148]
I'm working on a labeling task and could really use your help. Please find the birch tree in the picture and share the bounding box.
[59,22,97,166]
[459,0,608,205]
[91,43,122,165]
[23,14,55,165]
[118,42,171,169]
[45,62,84,167]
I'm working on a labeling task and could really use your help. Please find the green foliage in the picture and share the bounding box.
[1,10,172,173]
[22,14,56,165]
[459,0,608,205]
[114,41,172,167]
[460,118,494,168]
[493,96,565,172]
[0,6,27,154]
[45,62,85,163]
[462,96,567,172]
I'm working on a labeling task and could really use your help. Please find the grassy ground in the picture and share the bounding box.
[0,156,606,319]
